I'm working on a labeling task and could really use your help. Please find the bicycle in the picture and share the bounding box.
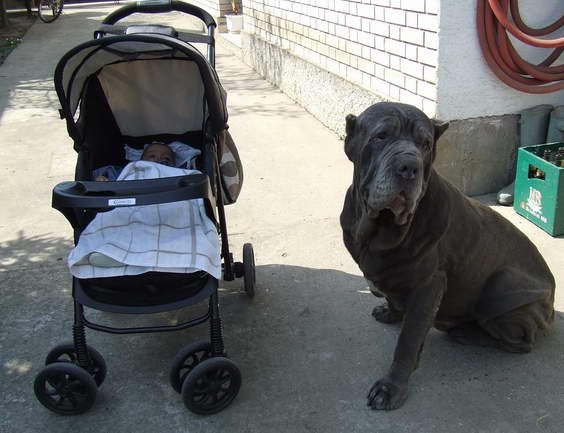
[37,0,64,23]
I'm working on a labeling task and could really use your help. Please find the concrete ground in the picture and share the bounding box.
[1,4,563,433]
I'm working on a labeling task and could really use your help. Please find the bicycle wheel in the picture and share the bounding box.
[38,0,63,23]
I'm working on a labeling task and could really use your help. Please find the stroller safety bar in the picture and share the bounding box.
[52,174,215,211]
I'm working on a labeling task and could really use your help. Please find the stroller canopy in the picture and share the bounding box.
[55,33,228,141]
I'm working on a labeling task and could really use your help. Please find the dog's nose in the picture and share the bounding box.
[396,159,419,180]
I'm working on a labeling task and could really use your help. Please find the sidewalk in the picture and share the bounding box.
[1,4,563,433]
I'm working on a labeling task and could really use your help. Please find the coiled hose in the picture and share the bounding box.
[477,0,564,93]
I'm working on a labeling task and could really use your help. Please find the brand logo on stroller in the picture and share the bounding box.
[108,198,136,206]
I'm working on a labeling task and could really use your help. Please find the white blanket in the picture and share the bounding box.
[68,161,221,279]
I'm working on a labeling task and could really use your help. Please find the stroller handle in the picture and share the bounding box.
[102,0,216,29]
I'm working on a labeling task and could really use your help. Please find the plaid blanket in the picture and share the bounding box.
[68,161,221,279]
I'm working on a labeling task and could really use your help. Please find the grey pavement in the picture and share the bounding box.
[1,4,564,433]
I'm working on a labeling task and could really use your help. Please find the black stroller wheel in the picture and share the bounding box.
[181,357,241,415]
[34,362,97,415]
[169,341,212,393]
[45,342,107,386]
[243,243,256,298]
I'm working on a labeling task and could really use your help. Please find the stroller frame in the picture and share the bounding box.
[33,0,254,417]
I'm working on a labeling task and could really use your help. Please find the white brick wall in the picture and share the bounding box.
[242,0,439,114]
[192,0,234,19]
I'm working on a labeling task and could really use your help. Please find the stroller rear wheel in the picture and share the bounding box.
[169,341,212,393]
[45,342,107,386]
[181,357,241,415]
[34,363,97,415]
[243,243,256,298]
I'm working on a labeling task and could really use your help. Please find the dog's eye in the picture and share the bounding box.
[373,132,387,141]
[423,139,432,149]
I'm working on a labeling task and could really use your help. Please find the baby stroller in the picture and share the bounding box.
[33,0,255,416]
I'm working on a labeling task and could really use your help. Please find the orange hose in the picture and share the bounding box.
[477,0,564,93]
[487,0,564,48]
[509,0,564,36]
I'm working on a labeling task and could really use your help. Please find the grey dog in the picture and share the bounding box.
[340,102,555,410]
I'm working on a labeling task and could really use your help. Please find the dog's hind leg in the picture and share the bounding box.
[366,280,404,323]
[479,300,554,353]
[447,322,500,348]
[372,296,404,324]
[473,268,555,353]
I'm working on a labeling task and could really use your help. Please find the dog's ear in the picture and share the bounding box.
[433,120,449,142]
[429,120,448,163]
[346,114,357,137]
[344,114,359,161]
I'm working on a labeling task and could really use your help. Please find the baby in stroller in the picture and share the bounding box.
[94,142,175,180]
[33,0,255,418]
[136,142,175,166]
[69,141,221,279]
[94,141,199,180]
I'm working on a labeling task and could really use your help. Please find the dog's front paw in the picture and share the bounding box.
[367,378,408,410]
[372,304,403,323]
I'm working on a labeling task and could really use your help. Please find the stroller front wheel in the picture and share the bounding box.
[34,362,97,415]
[45,342,107,386]
[169,341,212,393]
[181,357,241,415]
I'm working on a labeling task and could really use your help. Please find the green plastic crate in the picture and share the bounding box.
[514,142,564,237]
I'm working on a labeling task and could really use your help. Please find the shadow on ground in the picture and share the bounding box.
[1,232,564,432]
[0,230,72,270]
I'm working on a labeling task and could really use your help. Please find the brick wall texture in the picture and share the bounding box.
[189,0,235,19]
[242,0,440,113]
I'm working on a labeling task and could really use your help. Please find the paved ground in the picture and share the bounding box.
[0,11,36,66]
[1,4,563,433]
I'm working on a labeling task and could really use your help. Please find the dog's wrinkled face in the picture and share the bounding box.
[345,102,448,247]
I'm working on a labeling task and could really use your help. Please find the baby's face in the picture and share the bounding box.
[141,144,175,166]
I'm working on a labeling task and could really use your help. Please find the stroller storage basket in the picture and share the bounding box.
[76,271,213,312]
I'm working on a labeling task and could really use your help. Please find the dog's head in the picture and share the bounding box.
[345,102,448,248]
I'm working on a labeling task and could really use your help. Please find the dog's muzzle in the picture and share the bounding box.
[363,151,424,227]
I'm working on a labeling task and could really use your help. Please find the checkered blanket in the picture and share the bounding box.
[68,161,221,279]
